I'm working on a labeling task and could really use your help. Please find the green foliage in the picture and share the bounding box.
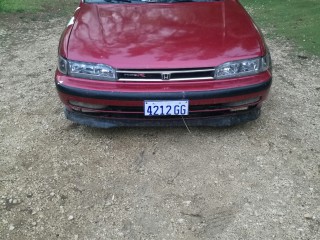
[241,0,320,56]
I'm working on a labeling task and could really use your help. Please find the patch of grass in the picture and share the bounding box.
[241,0,320,56]
[0,0,78,14]
[0,0,43,12]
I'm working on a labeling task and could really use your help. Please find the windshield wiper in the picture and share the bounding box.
[90,0,220,3]
[103,0,132,3]
[169,0,194,2]
[169,0,222,2]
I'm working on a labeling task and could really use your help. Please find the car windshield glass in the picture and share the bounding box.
[85,0,222,3]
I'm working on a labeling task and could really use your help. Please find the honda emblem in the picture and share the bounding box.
[161,73,171,80]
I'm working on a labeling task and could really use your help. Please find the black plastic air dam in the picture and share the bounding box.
[64,107,261,128]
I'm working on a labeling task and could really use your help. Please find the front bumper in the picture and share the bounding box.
[55,74,271,128]
[56,78,271,101]
[65,107,261,128]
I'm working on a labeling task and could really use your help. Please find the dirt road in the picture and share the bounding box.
[0,14,320,240]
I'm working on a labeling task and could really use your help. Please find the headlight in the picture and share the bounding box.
[68,60,116,81]
[57,56,117,81]
[215,53,271,79]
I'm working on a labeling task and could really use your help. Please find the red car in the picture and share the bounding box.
[56,0,272,128]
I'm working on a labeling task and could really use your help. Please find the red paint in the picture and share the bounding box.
[64,1,265,69]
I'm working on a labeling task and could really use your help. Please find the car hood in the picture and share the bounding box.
[67,2,264,69]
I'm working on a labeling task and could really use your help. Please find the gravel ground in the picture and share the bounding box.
[0,13,320,240]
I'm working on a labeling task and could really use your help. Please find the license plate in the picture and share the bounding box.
[144,100,189,116]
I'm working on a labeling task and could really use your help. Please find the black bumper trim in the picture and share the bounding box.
[56,78,272,101]
[64,107,261,128]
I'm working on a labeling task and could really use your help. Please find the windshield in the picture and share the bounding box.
[85,0,222,3]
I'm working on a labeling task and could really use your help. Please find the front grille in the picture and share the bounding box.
[117,68,215,81]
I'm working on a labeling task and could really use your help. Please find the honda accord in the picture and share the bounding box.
[55,0,272,128]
